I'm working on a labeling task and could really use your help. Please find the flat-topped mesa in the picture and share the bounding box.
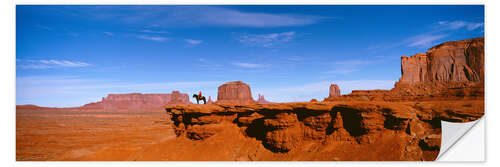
[216,81,256,105]
[166,91,192,106]
[329,84,341,98]
[396,37,484,86]
[82,91,190,110]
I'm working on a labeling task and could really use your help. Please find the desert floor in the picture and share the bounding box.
[16,109,175,161]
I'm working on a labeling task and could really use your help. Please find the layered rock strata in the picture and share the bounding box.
[392,37,484,98]
[326,37,484,101]
[397,37,484,85]
[216,81,256,104]
[165,101,483,160]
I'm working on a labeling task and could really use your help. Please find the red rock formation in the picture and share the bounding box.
[165,100,483,160]
[399,53,428,84]
[207,96,214,104]
[82,91,190,110]
[216,81,256,104]
[16,104,43,110]
[166,91,192,106]
[329,84,341,98]
[396,37,484,86]
[325,37,485,101]
[392,37,484,99]
[257,94,272,104]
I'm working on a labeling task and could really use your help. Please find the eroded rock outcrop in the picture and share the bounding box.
[161,37,484,161]
[216,81,256,104]
[326,37,484,101]
[165,100,483,160]
[397,37,484,85]
[207,96,214,104]
[257,94,272,104]
[82,91,190,110]
[392,37,484,98]
[329,84,341,98]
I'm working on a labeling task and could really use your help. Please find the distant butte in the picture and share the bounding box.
[82,91,191,110]
[216,81,256,105]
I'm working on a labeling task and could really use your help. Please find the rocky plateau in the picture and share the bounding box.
[164,37,484,161]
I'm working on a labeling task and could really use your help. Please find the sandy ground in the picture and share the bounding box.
[16,109,175,161]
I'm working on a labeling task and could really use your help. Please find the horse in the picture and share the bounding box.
[192,94,207,104]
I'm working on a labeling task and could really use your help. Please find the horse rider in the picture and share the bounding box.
[199,91,202,98]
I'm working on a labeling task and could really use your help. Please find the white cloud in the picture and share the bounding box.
[67,32,79,37]
[193,7,321,27]
[404,20,482,48]
[367,20,483,50]
[35,24,52,31]
[137,35,168,42]
[232,62,271,68]
[17,59,91,69]
[236,31,296,48]
[184,39,203,45]
[325,69,360,74]
[406,34,448,47]
[140,29,169,34]
[103,31,114,36]
[323,59,378,75]
[333,59,376,66]
[287,56,302,61]
[437,20,484,31]
[75,6,323,28]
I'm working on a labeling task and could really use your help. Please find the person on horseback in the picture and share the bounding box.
[193,91,206,104]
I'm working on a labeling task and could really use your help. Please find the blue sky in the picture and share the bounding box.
[16,5,484,107]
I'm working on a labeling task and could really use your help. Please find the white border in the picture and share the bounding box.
[12,0,487,5]
[3,0,498,166]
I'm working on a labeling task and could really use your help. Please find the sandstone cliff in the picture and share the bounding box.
[397,37,484,85]
[165,100,483,160]
[82,91,190,110]
[392,37,484,98]
[216,81,256,104]
[326,37,484,101]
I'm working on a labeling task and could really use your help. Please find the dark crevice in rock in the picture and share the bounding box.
[333,107,367,137]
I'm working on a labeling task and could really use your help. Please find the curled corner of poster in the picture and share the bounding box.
[437,117,484,161]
